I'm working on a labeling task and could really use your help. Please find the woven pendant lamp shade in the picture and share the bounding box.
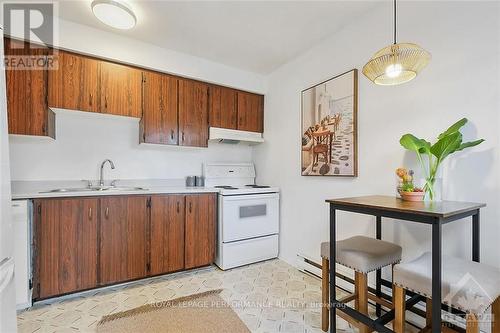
[362,43,431,85]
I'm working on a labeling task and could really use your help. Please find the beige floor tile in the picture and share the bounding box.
[283,309,304,322]
[304,311,321,328]
[73,300,100,313]
[281,320,305,333]
[259,319,281,332]
[17,319,43,333]
[18,259,421,333]
[120,294,149,309]
[86,301,118,317]
[70,314,100,331]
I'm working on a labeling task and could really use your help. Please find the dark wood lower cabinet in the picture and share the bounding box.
[33,194,216,300]
[34,198,98,299]
[99,196,149,285]
[150,195,185,275]
[185,194,217,269]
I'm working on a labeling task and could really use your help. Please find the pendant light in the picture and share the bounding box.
[362,0,431,85]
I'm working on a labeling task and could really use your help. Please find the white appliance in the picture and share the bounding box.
[0,27,17,331]
[208,127,264,145]
[12,200,31,309]
[204,163,279,270]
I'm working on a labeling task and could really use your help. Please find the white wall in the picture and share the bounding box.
[9,18,265,181]
[254,1,500,269]
[10,110,252,181]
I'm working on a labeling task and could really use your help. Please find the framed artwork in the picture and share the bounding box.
[301,69,358,176]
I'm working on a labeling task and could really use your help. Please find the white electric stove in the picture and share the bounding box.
[204,163,280,270]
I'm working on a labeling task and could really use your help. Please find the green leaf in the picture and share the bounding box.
[431,132,462,162]
[438,118,468,140]
[418,139,432,155]
[456,139,485,151]
[400,134,428,153]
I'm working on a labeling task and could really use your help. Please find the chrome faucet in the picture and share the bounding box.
[99,159,115,187]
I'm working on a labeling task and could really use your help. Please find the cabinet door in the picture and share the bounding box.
[99,196,148,285]
[150,195,185,275]
[185,194,216,269]
[48,51,99,112]
[100,61,142,118]
[141,71,178,145]
[237,91,264,133]
[209,86,237,129]
[4,38,53,137]
[34,198,98,299]
[178,79,209,147]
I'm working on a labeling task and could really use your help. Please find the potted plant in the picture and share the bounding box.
[399,118,484,201]
[396,168,425,201]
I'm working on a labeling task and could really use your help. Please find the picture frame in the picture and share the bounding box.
[300,69,358,177]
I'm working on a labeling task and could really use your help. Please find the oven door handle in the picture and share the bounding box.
[221,192,279,202]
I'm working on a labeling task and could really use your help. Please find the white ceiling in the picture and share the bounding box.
[56,1,380,74]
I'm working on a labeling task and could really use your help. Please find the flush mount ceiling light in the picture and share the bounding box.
[362,0,431,86]
[91,0,137,30]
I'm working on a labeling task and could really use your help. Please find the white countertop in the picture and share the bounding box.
[11,179,219,200]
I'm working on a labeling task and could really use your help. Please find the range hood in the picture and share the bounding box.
[209,127,264,145]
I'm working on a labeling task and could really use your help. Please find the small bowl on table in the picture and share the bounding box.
[400,191,425,202]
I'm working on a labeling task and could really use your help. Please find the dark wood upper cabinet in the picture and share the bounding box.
[178,79,209,147]
[4,37,264,141]
[100,61,142,118]
[150,195,185,275]
[4,38,54,138]
[141,71,178,145]
[34,198,98,299]
[209,86,237,130]
[99,196,148,285]
[48,51,99,113]
[237,91,264,133]
[185,194,216,269]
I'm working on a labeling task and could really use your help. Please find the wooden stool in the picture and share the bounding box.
[393,252,500,333]
[321,236,402,332]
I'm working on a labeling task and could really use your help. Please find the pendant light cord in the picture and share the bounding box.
[393,0,397,44]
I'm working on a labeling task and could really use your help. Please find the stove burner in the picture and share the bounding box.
[245,185,271,188]
[214,186,238,190]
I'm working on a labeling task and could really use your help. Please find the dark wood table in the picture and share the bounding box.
[326,195,486,333]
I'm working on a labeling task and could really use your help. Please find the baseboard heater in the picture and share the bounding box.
[295,253,322,278]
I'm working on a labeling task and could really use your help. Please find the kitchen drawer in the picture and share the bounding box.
[216,234,278,270]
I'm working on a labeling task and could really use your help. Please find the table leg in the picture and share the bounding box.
[431,221,442,333]
[329,205,336,332]
[472,211,480,262]
[376,216,382,317]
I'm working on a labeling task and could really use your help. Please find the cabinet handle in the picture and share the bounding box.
[105,207,109,219]
[189,202,192,213]
[89,93,93,106]
[105,96,108,109]
[182,131,185,142]
[171,129,174,140]
[88,207,92,220]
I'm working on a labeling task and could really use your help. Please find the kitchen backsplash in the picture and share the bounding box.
[9,109,252,181]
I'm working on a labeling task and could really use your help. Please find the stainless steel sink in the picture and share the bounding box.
[40,186,149,193]
[41,188,94,193]
[107,186,148,191]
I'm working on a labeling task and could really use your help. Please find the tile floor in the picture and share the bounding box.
[17,259,421,333]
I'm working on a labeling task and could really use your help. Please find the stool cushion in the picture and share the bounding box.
[321,236,402,274]
[394,252,500,314]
